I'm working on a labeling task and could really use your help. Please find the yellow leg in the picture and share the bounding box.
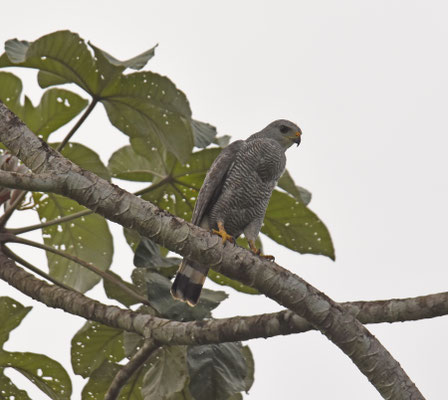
[212,221,234,244]
[248,239,275,261]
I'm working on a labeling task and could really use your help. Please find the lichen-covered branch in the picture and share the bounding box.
[0,101,425,399]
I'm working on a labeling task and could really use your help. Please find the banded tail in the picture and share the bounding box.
[170,259,208,307]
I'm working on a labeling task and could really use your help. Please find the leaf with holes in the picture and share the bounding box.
[0,30,194,163]
[0,71,88,141]
[71,321,124,378]
[187,343,248,400]
[33,193,113,292]
[0,351,72,400]
[0,297,72,400]
[141,346,189,400]
[262,190,335,260]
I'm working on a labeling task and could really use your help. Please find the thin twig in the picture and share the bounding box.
[105,339,159,400]
[2,234,150,306]
[2,245,75,291]
[56,99,99,152]
[0,190,27,228]
[9,209,92,235]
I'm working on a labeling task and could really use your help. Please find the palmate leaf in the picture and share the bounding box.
[0,297,72,399]
[0,30,194,163]
[71,321,124,378]
[0,71,88,141]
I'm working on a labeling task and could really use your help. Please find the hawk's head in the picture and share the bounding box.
[257,119,302,149]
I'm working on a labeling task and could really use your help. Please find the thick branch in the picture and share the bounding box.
[0,101,425,399]
[1,246,446,344]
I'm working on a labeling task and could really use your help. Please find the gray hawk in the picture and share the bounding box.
[171,119,302,306]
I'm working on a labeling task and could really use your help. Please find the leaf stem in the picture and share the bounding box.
[0,190,28,228]
[2,233,150,306]
[9,209,92,235]
[56,98,99,152]
[2,245,75,291]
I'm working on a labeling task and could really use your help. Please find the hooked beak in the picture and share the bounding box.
[294,131,301,147]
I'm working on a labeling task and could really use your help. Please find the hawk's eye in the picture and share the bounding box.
[279,125,290,134]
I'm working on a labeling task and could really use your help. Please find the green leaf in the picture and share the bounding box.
[187,343,247,400]
[71,321,124,378]
[134,236,180,278]
[0,71,88,141]
[0,297,31,347]
[0,372,30,400]
[57,142,110,181]
[82,361,146,400]
[132,269,227,321]
[101,71,193,164]
[90,43,158,70]
[192,120,217,148]
[123,227,141,252]
[103,271,143,307]
[0,31,194,163]
[0,71,22,113]
[262,190,335,260]
[1,32,101,92]
[33,193,113,292]
[141,346,189,400]
[241,346,254,392]
[108,145,157,182]
[0,351,72,400]
[278,169,312,205]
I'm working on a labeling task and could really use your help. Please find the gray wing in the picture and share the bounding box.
[191,140,244,226]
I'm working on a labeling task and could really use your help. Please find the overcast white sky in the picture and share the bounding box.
[1,1,448,399]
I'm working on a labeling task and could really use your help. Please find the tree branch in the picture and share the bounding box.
[105,339,159,400]
[1,233,150,306]
[0,100,426,399]
[1,244,446,345]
